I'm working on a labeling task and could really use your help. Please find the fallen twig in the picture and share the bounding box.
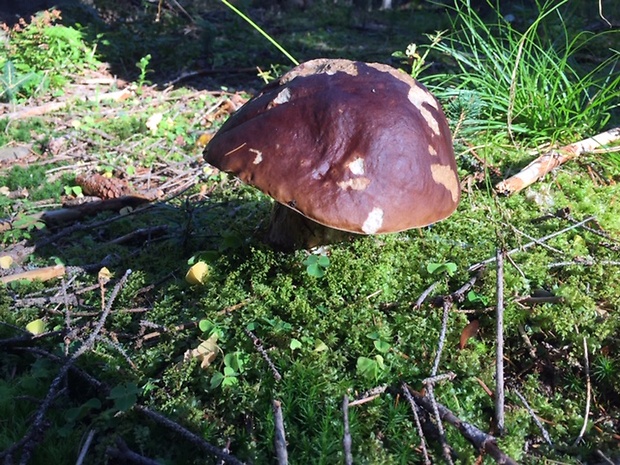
[573,336,591,446]
[496,127,620,195]
[0,264,66,284]
[495,249,505,435]
[407,387,519,465]
[401,383,431,465]
[6,88,135,120]
[431,298,452,377]
[106,437,162,465]
[272,400,288,465]
[136,406,245,465]
[512,388,553,447]
[469,216,595,272]
[243,328,282,382]
[76,429,97,465]
[0,270,131,464]
[342,395,353,465]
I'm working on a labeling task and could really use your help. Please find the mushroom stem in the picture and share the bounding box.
[266,203,356,251]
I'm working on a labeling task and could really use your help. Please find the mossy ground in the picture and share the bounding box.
[1,1,620,463]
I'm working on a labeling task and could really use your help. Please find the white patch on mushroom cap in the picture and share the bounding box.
[272,88,291,105]
[249,148,263,164]
[362,207,384,234]
[431,163,459,203]
[428,144,437,156]
[348,157,365,175]
[337,177,370,191]
[408,86,440,136]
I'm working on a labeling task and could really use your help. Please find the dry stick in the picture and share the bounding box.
[431,298,452,377]
[272,400,288,465]
[495,249,506,435]
[512,388,553,447]
[468,216,595,272]
[106,437,162,465]
[76,429,97,465]
[496,127,620,195]
[243,328,282,382]
[573,336,592,446]
[342,395,353,465]
[136,406,245,465]
[1,270,131,465]
[401,383,431,465]
[424,383,454,465]
[413,281,440,309]
[408,389,519,465]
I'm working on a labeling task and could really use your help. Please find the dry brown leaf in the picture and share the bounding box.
[459,319,480,349]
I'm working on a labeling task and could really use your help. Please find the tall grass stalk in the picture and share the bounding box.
[219,0,299,67]
[423,0,620,144]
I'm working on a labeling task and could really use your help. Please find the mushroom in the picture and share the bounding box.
[203,58,460,251]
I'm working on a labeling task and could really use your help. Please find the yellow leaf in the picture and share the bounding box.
[196,133,213,147]
[186,261,210,285]
[183,334,219,370]
[146,113,164,135]
[0,255,13,269]
[26,319,46,335]
[98,267,112,285]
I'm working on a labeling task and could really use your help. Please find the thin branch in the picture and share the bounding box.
[573,336,591,446]
[496,127,620,195]
[76,429,97,465]
[401,383,431,465]
[408,388,519,465]
[272,400,288,465]
[0,270,132,464]
[469,216,595,272]
[342,396,353,465]
[243,328,282,382]
[414,280,439,309]
[431,298,452,377]
[136,406,245,465]
[512,388,553,447]
[495,249,505,435]
[106,437,162,465]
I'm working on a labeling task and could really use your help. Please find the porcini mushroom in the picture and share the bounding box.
[204,58,460,251]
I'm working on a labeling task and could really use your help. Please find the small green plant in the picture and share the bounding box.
[107,382,140,412]
[303,254,330,278]
[210,352,247,389]
[426,261,457,277]
[356,355,386,381]
[0,61,39,102]
[0,9,103,101]
[136,54,152,87]
[63,185,83,197]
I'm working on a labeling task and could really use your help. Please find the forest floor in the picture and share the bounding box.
[1,1,620,464]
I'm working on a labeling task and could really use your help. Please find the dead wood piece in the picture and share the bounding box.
[272,400,288,465]
[496,127,620,195]
[407,388,519,465]
[136,406,246,465]
[342,396,353,465]
[6,89,135,120]
[0,264,66,284]
[495,249,505,435]
[41,195,153,227]
[106,438,160,465]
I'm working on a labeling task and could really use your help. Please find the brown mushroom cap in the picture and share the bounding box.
[204,58,460,235]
